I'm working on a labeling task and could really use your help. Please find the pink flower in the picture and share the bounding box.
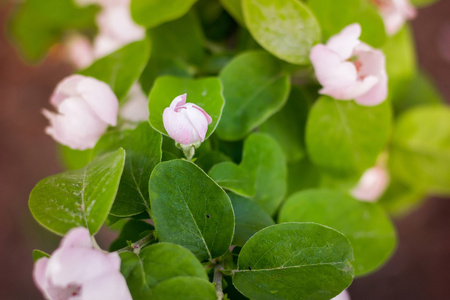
[94,2,145,58]
[351,166,389,202]
[371,0,417,35]
[310,23,388,106]
[43,75,118,150]
[163,94,212,146]
[119,83,149,122]
[332,289,351,300]
[65,35,95,69]
[33,227,132,300]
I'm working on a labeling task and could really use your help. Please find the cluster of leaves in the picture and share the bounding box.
[11,0,448,299]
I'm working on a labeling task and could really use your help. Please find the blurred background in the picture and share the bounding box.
[1,1,449,299]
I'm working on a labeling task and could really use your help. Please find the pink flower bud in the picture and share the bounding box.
[332,289,351,300]
[371,0,417,35]
[351,166,390,202]
[65,35,95,69]
[43,75,119,150]
[33,227,132,300]
[119,83,149,122]
[310,23,388,106]
[163,94,212,146]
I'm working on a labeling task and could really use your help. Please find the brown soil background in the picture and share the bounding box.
[0,1,449,299]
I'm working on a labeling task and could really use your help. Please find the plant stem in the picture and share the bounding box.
[116,232,154,254]
[214,263,224,300]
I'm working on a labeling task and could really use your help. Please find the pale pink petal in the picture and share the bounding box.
[60,227,93,249]
[79,272,132,300]
[93,34,124,58]
[33,258,49,296]
[170,94,187,109]
[332,289,351,300]
[119,84,149,122]
[97,6,145,43]
[321,75,379,100]
[77,77,119,126]
[50,75,85,107]
[351,166,389,202]
[326,23,362,60]
[378,0,417,35]
[184,103,211,142]
[163,108,197,145]
[66,35,95,69]
[310,45,358,90]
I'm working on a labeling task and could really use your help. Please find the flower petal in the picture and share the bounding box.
[50,75,85,107]
[351,166,389,202]
[60,227,93,249]
[33,258,50,297]
[326,23,362,60]
[78,272,132,300]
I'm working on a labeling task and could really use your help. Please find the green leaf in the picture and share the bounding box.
[410,0,439,7]
[279,189,396,276]
[148,76,224,141]
[306,96,391,176]
[390,105,450,195]
[217,51,290,141]
[120,242,209,298]
[79,40,151,100]
[233,223,354,300]
[242,0,321,64]
[307,0,386,47]
[9,0,98,61]
[94,123,162,216]
[140,12,205,93]
[149,160,235,261]
[58,145,93,170]
[209,133,287,215]
[195,151,232,173]
[131,0,198,28]
[152,277,217,300]
[32,249,50,262]
[109,219,154,251]
[220,0,245,25]
[229,193,275,247]
[260,85,313,162]
[29,149,125,235]
[286,157,322,197]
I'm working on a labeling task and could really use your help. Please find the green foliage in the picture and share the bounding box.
[58,145,93,170]
[131,0,198,28]
[233,223,354,300]
[32,249,50,262]
[9,0,98,61]
[94,123,162,216]
[80,40,151,100]
[29,149,125,235]
[149,160,235,261]
[243,0,321,64]
[220,0,245,25]
[109,219,154,251]
[306,96,391,176]
[279,190,397,276]
[390,105,450,195]
[210,133,287,215]
[148,76,224,140]
[217,51,291,141]
[120,242,212,298]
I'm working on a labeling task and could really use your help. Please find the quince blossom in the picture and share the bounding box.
[119,83,150,122]
[332,289,351,300]
[163,94,212,146]
[33,227,132,300]
[372,0,417,35]
[351,166,389,202]
[43,75,118,150]
[310,23,388,106]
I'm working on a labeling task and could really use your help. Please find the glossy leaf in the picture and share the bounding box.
[148,76,224,141]
[94,123,162,216]
[217,51,290,141]
[307,0,386,47]
[149,160,235,261]
[233,223,354,300]
[152,277,217,300]
[220,0,245,25]
[390,105,450,195]
[120,242,209,298]
[131,0,198,28]
[80,40,151,100]
[209,133,287,215]
[279,189,397,276]
[29,149,125,235]
[242,0,321,64]
[109,219,154,251]
[306,96,391,176]
[229,193,275,247]
[32,249,50,262]
[58,146,93,170]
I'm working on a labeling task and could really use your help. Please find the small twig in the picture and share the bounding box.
[116,232,154,254]
[214,263,224,300]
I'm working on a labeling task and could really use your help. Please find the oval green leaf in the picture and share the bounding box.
[306,96,391,176]
[152,277,216,300]
[149,160,235,261]
[279,189,397,276]
[217,51,290,141]
[29,149,125,235]
[148,76,224,141]
[242,0,321,64]
[233,222,354,300]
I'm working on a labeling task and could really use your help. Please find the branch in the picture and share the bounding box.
[214,263,224,300]
[116,232,154,254]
